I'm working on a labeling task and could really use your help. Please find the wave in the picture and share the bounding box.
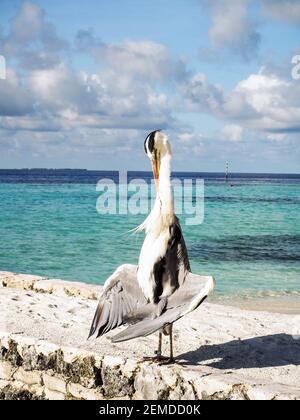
[189,234,300,262]
[204,196,300,204]
[211,289,300,301]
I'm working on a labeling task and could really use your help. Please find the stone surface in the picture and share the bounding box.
[67,382,104,400]
[13,367,42,386]
[0,272,44,291]
[0,361,15,380]
[0,271,300,400]
[42,373,67,394]
[0,271,101,300]
[33,279,101,300]
[43,388,65,400]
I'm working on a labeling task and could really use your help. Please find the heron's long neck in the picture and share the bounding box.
[157,152,174,220]
[136,151,174,235]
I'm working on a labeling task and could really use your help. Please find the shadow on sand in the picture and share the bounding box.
[178,334,300,369]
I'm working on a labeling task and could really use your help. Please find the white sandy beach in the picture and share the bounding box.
[218,296,300,315]
[0,271,299,400]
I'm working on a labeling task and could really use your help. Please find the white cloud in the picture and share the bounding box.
[266,133,288,142]
[1,63,174,133]
[220,124,243,142]
[0,69,33,116]
[181,72,256,120]
[76,29,188,83]
[1,0,68,69]
[181,73,224,113]
[234,67,300,132]
[182,66,300,136]
[28,63,96,112]
[10,0,47,44]
[177,132,198,144]
[262,0,300,24]
[0,2,180,139]
[236,70,289,108]
[204,0,261,60]
[204,0,300,61]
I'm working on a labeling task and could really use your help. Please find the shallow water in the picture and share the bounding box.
[0,170,299,299]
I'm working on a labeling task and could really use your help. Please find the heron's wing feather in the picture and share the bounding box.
[111,272,215,343]
[88,264,146,339]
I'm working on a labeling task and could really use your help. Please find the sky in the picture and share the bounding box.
[0,0,300,173]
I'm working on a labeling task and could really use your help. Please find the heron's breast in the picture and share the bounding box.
[137,229,170,301]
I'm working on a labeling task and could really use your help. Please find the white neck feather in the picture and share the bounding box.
[135,149,174,236]
[157,152,174,219]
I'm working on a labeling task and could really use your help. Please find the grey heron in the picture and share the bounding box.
[89,130,215,363]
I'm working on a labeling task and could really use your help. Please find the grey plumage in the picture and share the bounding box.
[88,264,147,339]
[112,269,215,342]
[88,262,215,342]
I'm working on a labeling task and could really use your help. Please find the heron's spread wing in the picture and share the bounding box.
[88,264,147,339]
[111,272,215,343]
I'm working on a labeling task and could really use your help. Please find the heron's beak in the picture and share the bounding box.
[152,155,160,191]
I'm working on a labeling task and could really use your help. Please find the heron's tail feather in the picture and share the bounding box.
[124,298,167,325]
[125,308,154,324]
[111,306,182,343]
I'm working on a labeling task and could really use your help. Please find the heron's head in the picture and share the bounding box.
[144,130,171,190]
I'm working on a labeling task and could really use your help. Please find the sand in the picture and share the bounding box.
[220,296,300,315]
[0,270,299,399]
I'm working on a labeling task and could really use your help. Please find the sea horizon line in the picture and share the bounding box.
[0,168,299,177]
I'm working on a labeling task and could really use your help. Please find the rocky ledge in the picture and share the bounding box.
[0,270,299,400]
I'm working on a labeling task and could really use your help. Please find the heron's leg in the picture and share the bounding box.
[169,324,174,360]
[158,324,175,365]
[143,331,165,362]
[156,331,162,356]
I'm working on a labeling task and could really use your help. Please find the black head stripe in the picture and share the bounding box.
[144,136,148,154]
[144,130,162,154]
[148,131,155,153]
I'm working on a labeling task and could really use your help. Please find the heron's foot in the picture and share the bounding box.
[142,355,165,363]
[142,352,170,363]
[158,357,175,366]
[142,355,180,365]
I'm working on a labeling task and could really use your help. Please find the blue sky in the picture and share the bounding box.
[0,0,300,172]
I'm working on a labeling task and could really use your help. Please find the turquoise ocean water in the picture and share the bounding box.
[0,170,299,300]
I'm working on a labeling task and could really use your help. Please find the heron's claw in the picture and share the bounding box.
[157,357,175,366]
[142,355,175,364]
[142,355,162,363]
